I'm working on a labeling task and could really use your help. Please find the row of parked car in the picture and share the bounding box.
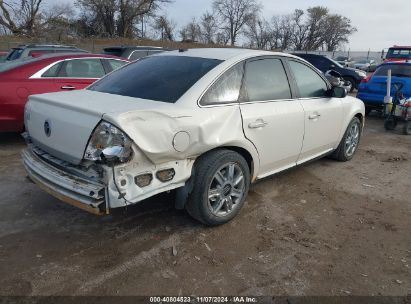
[1,43,410,134]
[0,44,170,132]
[293,46,411,115]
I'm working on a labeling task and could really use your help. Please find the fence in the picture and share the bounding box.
[0,37,385,63]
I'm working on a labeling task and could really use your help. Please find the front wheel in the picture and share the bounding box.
[343,77,356,93]
[185,150,250,226]
[331,117,362,161]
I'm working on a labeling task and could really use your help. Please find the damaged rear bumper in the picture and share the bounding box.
[22,148,106,215]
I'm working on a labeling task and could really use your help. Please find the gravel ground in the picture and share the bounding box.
[0,114,410,296]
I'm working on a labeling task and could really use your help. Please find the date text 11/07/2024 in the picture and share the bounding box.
[149,296,258,303]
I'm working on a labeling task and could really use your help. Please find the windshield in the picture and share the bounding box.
[6,48,23,61]
[89,55,222,103]
[375,65,411,78]
[387,48,411,59]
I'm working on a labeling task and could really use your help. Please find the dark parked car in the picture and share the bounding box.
[335,56,355,67]
[102,46,170,61]
[293,53,367,91]
[3,44,88,63]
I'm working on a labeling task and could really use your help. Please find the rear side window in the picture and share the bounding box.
[42,62,63,77]
[375,65,411,78]
[243,58,291,102]
[61,59,105,78]
[89,56,222,103]
[289,60,328,98]
[200,63,244,105]
[104,59,128,72]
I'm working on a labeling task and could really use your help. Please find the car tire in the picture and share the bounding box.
[343,77,356,92]
[403,121,411,135]
[331,117,362,162]
[185,149,250,226]
[384,117,397,131]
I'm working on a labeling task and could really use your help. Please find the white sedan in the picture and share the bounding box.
[22,48,365,225]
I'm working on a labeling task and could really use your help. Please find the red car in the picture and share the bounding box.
[384,46,411,62]
[0,53,129,132]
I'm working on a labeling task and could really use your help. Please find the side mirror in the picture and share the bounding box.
[330,86,347,98]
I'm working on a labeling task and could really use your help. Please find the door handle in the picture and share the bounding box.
[308,113,321,120]
[61,85,76,90]
[248,119,268,129]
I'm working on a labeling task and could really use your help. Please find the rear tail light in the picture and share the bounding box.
[361,73,373,83]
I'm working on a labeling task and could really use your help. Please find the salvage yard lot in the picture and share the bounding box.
[0,114,410,296]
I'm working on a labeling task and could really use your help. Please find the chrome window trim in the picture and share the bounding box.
[29,57,128,79]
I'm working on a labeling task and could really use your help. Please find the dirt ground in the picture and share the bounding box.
[0,114,410,297]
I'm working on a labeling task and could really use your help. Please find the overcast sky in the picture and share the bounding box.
[53,0,411,51]
[164,0,411,51]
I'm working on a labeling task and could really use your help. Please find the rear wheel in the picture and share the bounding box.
[384,116,397,130]
[331,117,362,161]
[185,150,250,226]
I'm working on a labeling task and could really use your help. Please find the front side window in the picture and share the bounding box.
[243,58,291,102]
[200,63,244,105]
[289,60,328,98]
[60,59,105,78]
[89,56,222,103]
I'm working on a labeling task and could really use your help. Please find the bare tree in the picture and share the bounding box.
[76,0,117,37]
[41,3,76,41]
[213,0,260,46]
[290,9,308,51]
[245,14,271,49]
[153,14,175,40]
[0,0,43,35]
[323,14,357,51]
[200,11,218,44]
[304,6,329,50]
[117,0,170,38]
[179,17,201,42]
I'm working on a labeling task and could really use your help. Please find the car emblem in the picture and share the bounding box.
[44,120,51,137]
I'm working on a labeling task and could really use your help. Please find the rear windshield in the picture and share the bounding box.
[375,65,411,78]
[387,48,411,59]
[88,56,222,103]
[6,48,23,61]
[103,48,124,57]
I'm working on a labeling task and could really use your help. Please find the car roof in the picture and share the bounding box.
[104,46,168,51]
[380,61,411,67]
[0,53,127,73]
[155,48,296,61]
[13,44,80,49]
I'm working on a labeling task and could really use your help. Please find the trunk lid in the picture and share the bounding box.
[25,90,170,164]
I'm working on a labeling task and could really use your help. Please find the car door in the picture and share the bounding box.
[54,58,106,91]
[287,59,343,164]
[239,57,305,177]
